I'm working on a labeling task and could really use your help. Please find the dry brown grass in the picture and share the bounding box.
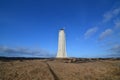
[0,59,120,80]
[0,60,54,80]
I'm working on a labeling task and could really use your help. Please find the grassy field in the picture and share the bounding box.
[0,59,120,80]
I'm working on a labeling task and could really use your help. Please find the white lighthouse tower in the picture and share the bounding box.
[56,29,67,58]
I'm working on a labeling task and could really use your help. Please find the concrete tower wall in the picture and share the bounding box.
[56,29,67,58]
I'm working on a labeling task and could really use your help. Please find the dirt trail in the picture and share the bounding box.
[46,62,59,80]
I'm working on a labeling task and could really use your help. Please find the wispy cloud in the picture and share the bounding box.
[108,44,120,57]
[110,44,120,53]
[84,27,98,39]
[103,7,120,22]
[99,29,113,40]
[98,7,120,40]
[114,19,120,29]
[0,46,54,57]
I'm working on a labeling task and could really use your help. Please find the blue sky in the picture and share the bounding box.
[0,0,120,58]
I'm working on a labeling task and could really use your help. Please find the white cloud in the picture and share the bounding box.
[103,7,120,22]
[110,44,120,53]
[114,19,120,29]
[0,46,54,57]
[103,12,113,22]
[84,27,98,39]
[113,8,120,15]
[99,29,113,40]
[108,44,120,57]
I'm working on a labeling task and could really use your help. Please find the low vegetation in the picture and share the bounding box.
[0,58,120,80]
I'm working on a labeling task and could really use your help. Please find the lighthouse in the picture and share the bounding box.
[56,29,67,58]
